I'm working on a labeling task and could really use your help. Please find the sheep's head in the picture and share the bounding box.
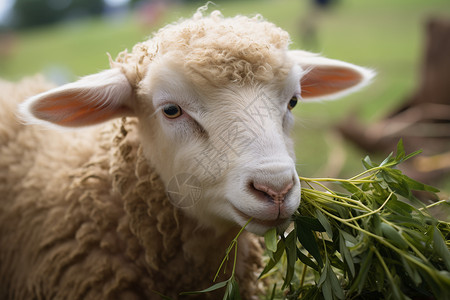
[20,10,374,236]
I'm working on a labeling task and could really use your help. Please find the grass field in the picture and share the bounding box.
[1,0,449,189]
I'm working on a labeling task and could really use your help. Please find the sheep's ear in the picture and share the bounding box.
[20,68,134,127]
[289,50,375,101]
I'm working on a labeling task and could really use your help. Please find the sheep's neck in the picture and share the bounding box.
[108,118,243,295]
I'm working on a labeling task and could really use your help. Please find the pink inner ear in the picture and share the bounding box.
[32,92,131,127]
[300,66,363,98]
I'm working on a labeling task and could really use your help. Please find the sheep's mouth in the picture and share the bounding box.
[233,207,289,228]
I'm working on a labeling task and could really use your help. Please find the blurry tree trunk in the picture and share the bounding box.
[337,18,450,185]
[400,18,450,108]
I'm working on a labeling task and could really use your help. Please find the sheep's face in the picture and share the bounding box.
[133,52,373,235]
[135,56,304,235]
[20,28,374,237]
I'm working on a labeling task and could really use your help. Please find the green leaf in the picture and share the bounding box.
[333,203,351,219]
[225,278,241,300]
[349,249,373,294]
[297,248,319,271]
[385,215,424,229]
[403,175,440,193]
[372,214,382,236]
[319,261,345,300]
[294,215,325,232]
[283,231,298,289]
[259,238,285,278]
[403,149,422,162]
[339,181,361,194]
[380,168,402,183]
[395,139,406,162]
[318,261,328,287]
[340,230,358,246]
[321,279,333,300]
[268,284,277,300]
[402,227,428,244]
[395,140,423,163]
[380,168,439,203]
[264,227,278,253]
[419,268,449,300]
[380,223,409,250]
[374,260,385,292]
[400,255,422,285]
[328,264,345,299]
[433,227,450,271]
[389,272,405,300]
[390,139,421,165]
[316,209,333,240]
[385,198,413,216]
[380,152,394,167]
[296,222,324,268]
[181,280,228,295]
[339,231,355,277]
[298,286,320,299]
[362,155,375,170]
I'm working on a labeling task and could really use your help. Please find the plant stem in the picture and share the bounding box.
[372,246,396,284]
[302,188,371,211]
[301,190,366,210]
[299,264,308,288]
[347,165,393,181]
[420,199,450,210]
[300,176,376,184]
[342,192,393,222]
[232,241,238,277]
[213,218,253,282]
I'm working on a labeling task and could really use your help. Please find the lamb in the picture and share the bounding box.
[0,8,374,300]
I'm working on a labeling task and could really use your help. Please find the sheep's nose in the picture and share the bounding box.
[250,180,294,204]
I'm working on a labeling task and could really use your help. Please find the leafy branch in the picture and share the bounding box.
[262,140,450,300]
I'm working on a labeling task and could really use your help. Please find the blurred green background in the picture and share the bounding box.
[1,0,449,191]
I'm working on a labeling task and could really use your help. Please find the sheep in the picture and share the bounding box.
[0,7,374,300]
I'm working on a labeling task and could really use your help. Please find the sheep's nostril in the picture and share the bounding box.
[250,181,294,204]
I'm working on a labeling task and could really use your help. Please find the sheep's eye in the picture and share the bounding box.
[288,96,298,110]
[162,104,182,119]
